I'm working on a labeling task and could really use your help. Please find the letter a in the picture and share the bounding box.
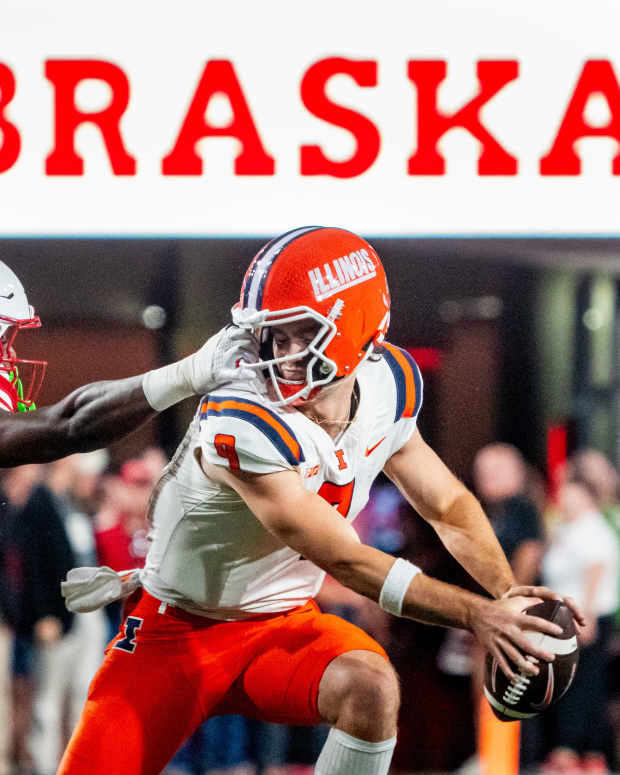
[162,60,275,175]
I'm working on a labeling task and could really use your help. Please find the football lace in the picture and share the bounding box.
[502,671,531,705]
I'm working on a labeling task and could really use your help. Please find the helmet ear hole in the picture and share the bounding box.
[311,357,336,383]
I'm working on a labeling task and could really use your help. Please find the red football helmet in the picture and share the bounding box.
[0,261,46,408]
[232,226,391,405]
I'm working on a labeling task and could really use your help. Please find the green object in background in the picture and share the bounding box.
[602,503,620,628]
[8,368,36,412]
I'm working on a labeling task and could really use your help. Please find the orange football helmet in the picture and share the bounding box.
[232,226,391,405]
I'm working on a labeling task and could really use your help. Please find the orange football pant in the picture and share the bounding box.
[58,589,387,775]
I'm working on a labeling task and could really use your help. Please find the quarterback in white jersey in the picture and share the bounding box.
[143,341,421,619]
[59,227,583,775]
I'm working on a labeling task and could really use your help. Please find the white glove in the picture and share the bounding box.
[142,325,260,411]
[61,566,142,613]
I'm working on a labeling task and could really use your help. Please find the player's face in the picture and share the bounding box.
[271,320,321,382]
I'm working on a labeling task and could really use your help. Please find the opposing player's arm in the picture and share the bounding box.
[0,326,257,467]
[203,459,564,679]
[0,377,154,465]
[384,427,515,599]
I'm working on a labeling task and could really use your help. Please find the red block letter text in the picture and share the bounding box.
[162,60,274,175]
[0,64,20,173]
[300,58,380,178]
[540,60,620,175]
[408,60,518,175]
[45,60,136,175]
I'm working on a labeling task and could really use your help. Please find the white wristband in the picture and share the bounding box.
[142,359,194,412]
[379,558,421,616]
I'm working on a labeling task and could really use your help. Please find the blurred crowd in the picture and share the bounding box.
[0,442,618,775]
[0,448,163,775]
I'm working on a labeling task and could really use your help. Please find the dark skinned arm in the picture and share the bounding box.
[0,325,260,467]
[0,377,155,466]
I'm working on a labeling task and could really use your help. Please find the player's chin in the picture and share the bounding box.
[280,371,307,383]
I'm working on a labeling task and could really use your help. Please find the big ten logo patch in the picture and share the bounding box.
[113,616,144,654]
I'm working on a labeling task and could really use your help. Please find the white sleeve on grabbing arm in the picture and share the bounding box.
[378,557,422,616]
[142,326,259,412]
[142,355,202,412]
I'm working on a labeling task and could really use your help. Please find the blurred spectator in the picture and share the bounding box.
[472,443,545,585]
[140,446,169,483]
[166,714,253,775]
[458,443,547,773]
[28,453,108,775]
[93,452,165,642]
[0,512,9,775]
[566,449,620,771]
[94,458,156,573]
[542,477,619,775]
[567,449,620,626]
[166,714,291,775]
[0,465,43,775]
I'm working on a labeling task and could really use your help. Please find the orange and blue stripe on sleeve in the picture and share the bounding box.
[381,343,423,423]
[201,396,305,467]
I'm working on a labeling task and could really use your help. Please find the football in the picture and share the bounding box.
[484,599,579,722]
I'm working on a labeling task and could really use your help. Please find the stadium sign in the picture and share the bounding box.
[1,0,620,236]
[2,59,618,179]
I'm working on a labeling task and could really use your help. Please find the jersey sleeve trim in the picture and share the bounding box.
[201,396,305,466]
[381,343,423,423]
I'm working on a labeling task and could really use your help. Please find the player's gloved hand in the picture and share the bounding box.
[191,324,261,391]
[468,594,564,681]
[142,325,260,411]
[61,566,141,612]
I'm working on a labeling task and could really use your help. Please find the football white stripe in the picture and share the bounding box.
[524,632,578,656]
[483,687,538,719]
[246,226,318,309]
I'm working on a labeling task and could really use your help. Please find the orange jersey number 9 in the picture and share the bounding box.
[214,433,240,471]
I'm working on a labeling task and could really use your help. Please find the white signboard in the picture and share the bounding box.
[2,0,620,236]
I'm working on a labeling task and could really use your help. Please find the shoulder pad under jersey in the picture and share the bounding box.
[380,343,423,423]
[199,392,305,474]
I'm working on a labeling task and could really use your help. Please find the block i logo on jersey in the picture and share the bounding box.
[307,249,377,302]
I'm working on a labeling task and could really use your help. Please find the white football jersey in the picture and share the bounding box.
[141,343,422,620]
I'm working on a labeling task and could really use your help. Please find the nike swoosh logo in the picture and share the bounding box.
[0,293,14,300]
[365,437,386,456]
[530,663,555,711]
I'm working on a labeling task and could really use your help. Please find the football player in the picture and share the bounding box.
[58,228,584,775]
[0,260,256,464]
